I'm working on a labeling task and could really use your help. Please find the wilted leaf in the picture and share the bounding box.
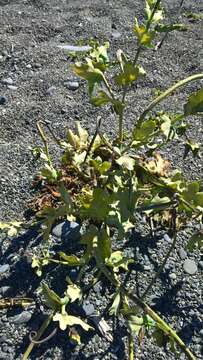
[53,312,92,331]
[184,87,203,116]
[66,284,82,303]
[187,231,203,251]
[142,153,170,177]
[41,283,61,310]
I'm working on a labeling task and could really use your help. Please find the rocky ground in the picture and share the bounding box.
[0,0,203,359]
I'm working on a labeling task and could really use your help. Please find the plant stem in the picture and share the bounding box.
[129,333,134,360]
[137,73,203,126]
[22,313,53,360]
[36,121,50,161]
[123,289,196,360]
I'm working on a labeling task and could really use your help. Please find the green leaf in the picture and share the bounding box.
[152,328,166,347]
[109,292,121,316]
[66,284,82,303]
[80,188,111,220]
[134,18,155,46]
[106,251,133,273]
[53,312,93,331]
[41,283,61,311]
[187,231,203,251]
[91,90,111,106]
[114,63,145,87]
[160,114,171,138]
[73,60,105,96]
[155,23,187,33]
[184,87,203,116]
[184,141,200,158]
[116,155,135,171]
[90,42,109,65]
[133,119,156,144]
[58,252,82,266]
[98,228,111,261]
[58,183,72,208]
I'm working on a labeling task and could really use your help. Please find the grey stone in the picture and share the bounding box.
[0,96,7,105]
[51,220,80,241]
[169,273,177,280]
[46,86,56,96]
[26,64,32,69]
[183,259,197,275]
[144,265,151,271]
[0,286,11,295]
[0,264,10,274]
[64,80,79,91]
[1,77,13,85]
[0,351,9,359]
[7,85,17,90]
[198,261,203,270]
[199,329,203,338]
[12,310,32,324]
[82,302,95,316]
[163,233,172,243]
[111,30,121,39]
[178,248,187,260]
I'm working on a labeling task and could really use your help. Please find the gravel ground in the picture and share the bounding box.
[0,0,203,359]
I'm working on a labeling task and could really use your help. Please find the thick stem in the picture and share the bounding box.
[123,290,196,360]
[129,333,134,360]
[22,313,53,360]
[137,73,203,126]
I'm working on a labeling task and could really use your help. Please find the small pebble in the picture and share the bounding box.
[198,261,203,270]
[183,259,197,275]
[111,30,122,39]
[169,272,177,280]
[26,64,32,69]
[1,77,13,85]
[64,80,79,91]
[7,85,17,91]
[163,233,172,243]
[0,96,7,105]
[178,248,187,260]
[0,264,10,274]
[82,302,95,316]
[12,310,32,324]
[0,286,11,295]
[144,265,151,271]
[46,86,56,96]
[199,329,203,338]
[52,220,80,241]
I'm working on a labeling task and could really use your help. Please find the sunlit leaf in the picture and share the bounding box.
[114,63,145,87]
[184,141,200,158]
[134,18,155,46]
[116,155,135,171]
[53,312,93,331]
[0,221,22,237]
[128,315,143,335]
[75,122,89,143]
[184,87,203,116]
[66,284,82,303]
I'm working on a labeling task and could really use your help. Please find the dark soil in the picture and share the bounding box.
[0,0,202,359]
